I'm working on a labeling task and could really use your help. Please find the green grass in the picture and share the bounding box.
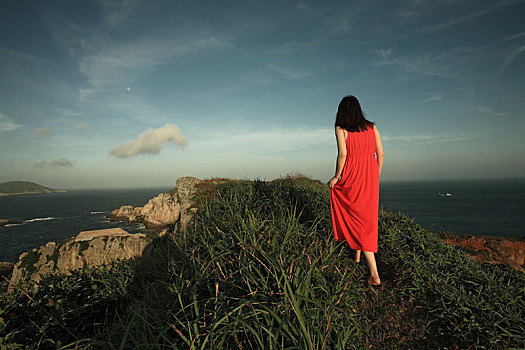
[1,176,523,349]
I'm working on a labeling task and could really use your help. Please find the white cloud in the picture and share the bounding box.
[34,158,73,168]
[109,123,188,158]
[76,122,88,129]
[0,112,24,131]
[32,128,53,139]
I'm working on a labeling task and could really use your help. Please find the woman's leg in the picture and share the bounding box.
[355,250,361,263]
[363,251,381,285]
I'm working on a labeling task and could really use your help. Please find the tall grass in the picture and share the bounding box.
[1,176,523,349]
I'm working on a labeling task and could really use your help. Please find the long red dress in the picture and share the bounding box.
[330,125,379,253]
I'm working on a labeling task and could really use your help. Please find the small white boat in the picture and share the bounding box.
[438,192,453,197]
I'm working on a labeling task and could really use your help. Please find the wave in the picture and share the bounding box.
[24,217,55,223]
[90,211,106,214]
[4,223,22,227]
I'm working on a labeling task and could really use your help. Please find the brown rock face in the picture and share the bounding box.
[8,229,150,292]
[440,233,525,273]
[108,176,201,229]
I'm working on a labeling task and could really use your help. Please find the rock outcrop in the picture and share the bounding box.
[8,228,151,292]
[108,176,201,229]
[440,233,525,273]
[0,219,21,227]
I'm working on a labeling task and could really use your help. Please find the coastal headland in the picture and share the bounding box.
[0,181,66,196]
[0,176,523,349]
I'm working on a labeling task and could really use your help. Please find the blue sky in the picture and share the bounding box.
[0,0,524,189]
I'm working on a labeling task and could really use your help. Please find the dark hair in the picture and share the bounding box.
[335,95,374,132]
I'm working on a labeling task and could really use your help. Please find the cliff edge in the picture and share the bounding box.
[108,176,201,229]
[8,228,151,292]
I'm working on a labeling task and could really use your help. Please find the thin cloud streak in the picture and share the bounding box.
[77,36,232,94]
[267,64,313,80]
[500,44,525,71]
[423,94,443,102]
[419,0,522,35]
[50,158,73,168]
[193,127,333,154]
[382,133,479,144]
[35,158,74,168]
[0,113,24,131]
[476,106,506,117]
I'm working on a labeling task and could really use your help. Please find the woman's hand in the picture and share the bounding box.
[327,176,338,189]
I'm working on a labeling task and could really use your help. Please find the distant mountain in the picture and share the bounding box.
[0,181,66,196]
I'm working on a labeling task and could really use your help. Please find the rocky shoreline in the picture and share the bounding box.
[2,176,202,292]
[107,176,201,229]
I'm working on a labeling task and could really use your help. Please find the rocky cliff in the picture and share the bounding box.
[7,176,203,292]
[8,228,151,292]
[108,176,201,229]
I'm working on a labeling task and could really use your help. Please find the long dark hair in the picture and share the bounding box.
[335,95,374,132]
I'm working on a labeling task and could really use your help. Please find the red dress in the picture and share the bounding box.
[330,126,379,253]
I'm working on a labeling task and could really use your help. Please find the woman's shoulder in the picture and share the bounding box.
[335,125,348,138]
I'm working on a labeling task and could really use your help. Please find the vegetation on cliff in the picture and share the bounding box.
[0,181,65,196]
[1,177,524,349]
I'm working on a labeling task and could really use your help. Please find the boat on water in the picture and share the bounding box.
[438,192,453,197]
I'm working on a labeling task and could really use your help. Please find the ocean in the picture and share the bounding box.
[379,178,525,237]
[0,187,171,263]
[0,179,524,263]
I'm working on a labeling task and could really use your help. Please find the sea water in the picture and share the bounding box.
[379,178,525,238]
[0,187,170,262]
[0,179,523,263]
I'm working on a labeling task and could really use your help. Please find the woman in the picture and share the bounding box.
[328,95,384,287]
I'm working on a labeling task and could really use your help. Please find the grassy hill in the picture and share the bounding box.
[0,177,523,349]
[0,181,64,195]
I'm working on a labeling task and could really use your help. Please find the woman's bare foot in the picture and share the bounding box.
[355,250,361,263]
[368,275,381,286]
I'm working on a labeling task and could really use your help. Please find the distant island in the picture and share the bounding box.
[0,181,66,196]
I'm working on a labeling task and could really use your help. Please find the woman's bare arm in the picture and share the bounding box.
[328,126,347,188]
[373,125,385,175]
